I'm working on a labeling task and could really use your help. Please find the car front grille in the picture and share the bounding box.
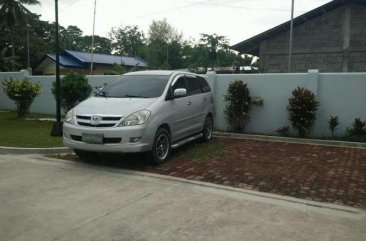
[76,115,122,128]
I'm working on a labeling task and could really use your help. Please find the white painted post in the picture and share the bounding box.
[306,69,319,95]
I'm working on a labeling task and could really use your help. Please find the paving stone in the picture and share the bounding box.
[69,138,366,208]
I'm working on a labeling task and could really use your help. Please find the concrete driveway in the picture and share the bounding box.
[0,154,365,241]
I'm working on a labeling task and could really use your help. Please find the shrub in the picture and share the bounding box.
[328,116,339,138]
[2,77,42,118]
[287,87,319,137]
[348,118,366,136]
[111,63,127,74]
[224,80,263,132]
[52,72,92,113]
[275,126,290,137]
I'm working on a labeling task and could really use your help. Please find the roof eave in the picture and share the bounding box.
[231,0,366,54]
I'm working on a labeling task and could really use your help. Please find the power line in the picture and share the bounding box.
[187,1,305,13]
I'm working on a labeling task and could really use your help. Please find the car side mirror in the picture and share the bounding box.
[174,88,187,98]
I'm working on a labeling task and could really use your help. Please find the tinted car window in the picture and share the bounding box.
[198,76,211,93]
[186,77,203,95]
[96,75,169,98]
[172,77,186,92]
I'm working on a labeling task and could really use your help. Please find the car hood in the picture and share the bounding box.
[73,97,158,117]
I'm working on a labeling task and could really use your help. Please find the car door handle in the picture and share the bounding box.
[187,101,192,106]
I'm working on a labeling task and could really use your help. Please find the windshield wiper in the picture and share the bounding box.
[95,91,107,97]
[121,95,148,98]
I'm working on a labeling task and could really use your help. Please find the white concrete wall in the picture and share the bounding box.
[208,71,366,137]
[0,71,119,114]
[1,70,366,137]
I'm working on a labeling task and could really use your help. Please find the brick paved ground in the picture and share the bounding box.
[60,138,366,208]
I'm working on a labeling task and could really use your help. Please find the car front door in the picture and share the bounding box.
[168,75,196,142]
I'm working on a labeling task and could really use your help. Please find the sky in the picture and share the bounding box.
[28,0,331,45]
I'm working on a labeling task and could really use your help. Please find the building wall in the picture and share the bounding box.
[259,3,366,73]
[349,5,366,71]
[1,70,366,138]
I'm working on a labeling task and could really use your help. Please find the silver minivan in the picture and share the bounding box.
[63,70,214,164]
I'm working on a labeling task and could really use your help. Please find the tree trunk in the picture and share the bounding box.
[11,34,15,71]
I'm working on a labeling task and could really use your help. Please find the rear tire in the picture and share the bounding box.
[201,116,213,142]
[151,128,171,165]
[74,149,97,160]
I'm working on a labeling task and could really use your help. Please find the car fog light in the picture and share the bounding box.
[129,137,142,143]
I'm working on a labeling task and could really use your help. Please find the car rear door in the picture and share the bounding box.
[185,74,206,133]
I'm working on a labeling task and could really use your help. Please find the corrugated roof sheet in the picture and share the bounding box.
[64,50,149,67]
[46,54,84,68]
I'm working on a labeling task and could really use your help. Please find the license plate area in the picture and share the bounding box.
[82,133,104,144]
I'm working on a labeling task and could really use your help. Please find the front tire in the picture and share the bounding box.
[202,116,213,142]
[151,128,171,164]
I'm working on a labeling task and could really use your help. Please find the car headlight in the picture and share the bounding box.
[64,109,74,124]
[119,110,151,126]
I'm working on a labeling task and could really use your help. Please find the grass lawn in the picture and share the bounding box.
[0,111,63,148]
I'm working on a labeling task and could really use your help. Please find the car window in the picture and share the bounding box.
[198,76,211,93]
[186,76,203,95]
[96,75,169,98]
[172,76,186,92]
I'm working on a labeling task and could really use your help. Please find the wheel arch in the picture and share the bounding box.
[157,123,171,135]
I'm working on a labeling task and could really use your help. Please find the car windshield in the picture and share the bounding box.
[96,75,170,98]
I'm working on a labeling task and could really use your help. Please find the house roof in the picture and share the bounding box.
[63,50,149,68]
[46,54,84,68]
[231,0,366,55]
[38,50,149,70]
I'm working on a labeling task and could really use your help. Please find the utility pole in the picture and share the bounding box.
[166,42,169,68]
[26,24,31,74]
[90,0,97,75]
[51,0,62,136]
[288,0,295,73]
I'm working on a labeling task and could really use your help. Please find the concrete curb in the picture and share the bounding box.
[0,146,72,155]
[36,155,365,217]
[1,132,364,154]
[214,132,366,149]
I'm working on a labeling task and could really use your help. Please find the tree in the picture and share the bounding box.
[147,19,182,69]
[182,40,210,72]
[79,35,112,54]
[0,0,40,70]
[109,25,145,56]
[60,25,83,50]
[0,16,54,70]
[199,33,230,69]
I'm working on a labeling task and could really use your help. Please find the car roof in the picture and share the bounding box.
[124,70,195,76]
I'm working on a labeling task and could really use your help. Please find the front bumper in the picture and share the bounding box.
[63,122,153,153]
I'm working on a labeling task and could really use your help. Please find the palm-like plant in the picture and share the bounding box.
[0,0,40,70]
[0,0,39,24]
[0,47,20,71]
